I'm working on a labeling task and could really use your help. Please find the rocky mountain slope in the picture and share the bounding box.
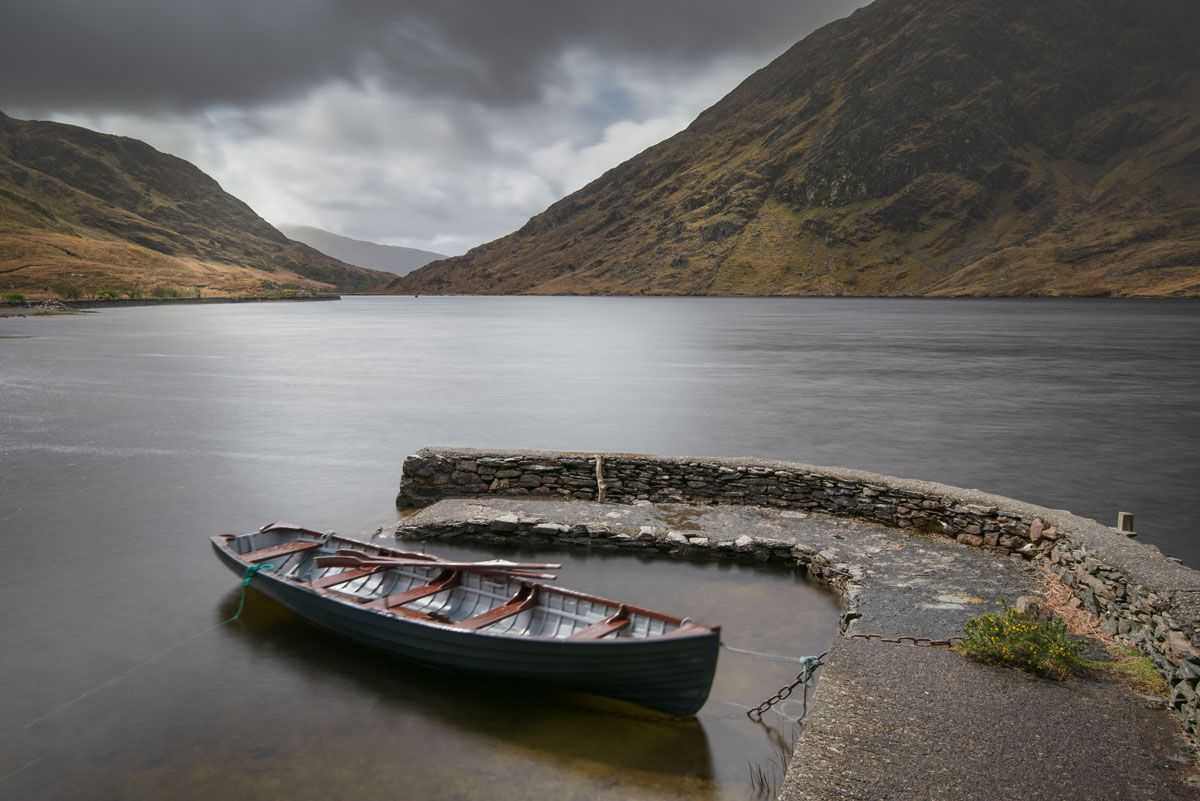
[394,0,1200,297]
[279,225,444,276]
[0,112,393,299]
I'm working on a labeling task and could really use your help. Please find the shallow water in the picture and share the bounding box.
[1,296,1198,799]
[5,541,834,801]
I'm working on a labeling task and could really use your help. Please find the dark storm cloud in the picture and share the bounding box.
[3,1,865,252]
[1,0,860,112]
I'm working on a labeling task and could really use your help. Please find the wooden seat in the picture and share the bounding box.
[245,540,322,563]
[572,608,630,639]
[311,566,384,589]
[371,571,459,610]
[457,587,538,631]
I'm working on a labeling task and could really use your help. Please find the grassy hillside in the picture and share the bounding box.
[0,112,394,300]
[395,0,1200,297]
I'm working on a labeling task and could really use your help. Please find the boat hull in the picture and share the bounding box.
[212,538,720,716]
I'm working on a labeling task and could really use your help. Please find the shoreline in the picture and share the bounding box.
[1,294,341,317]
[351,291,1200,302]
[66,294,341,309]
[5,291,1195,320]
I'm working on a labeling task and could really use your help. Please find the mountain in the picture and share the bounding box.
[394,0,1200,297]
[278,225,444,276]
[0,112,394,299]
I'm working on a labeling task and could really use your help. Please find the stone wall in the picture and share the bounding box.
[1047,542,1200,733]
[400,452,601,505]
[397,446,1200,736]
[398,449,1051,557]
[394,511,863,620]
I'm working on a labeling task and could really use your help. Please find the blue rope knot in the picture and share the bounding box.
[226,562,274,623]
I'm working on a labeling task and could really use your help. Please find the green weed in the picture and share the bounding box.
[958,608,1086,680]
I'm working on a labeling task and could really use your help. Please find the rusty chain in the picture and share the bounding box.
[744,634,964,722]
[746,652,826,722]
[743,631,965,722]
[845,632,963,647]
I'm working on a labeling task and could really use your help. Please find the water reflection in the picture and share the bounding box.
[218,591,719,800]
[4,536,834,801]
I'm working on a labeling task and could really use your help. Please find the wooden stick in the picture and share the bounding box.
[331,548,559,578]
[336,547,437,562]
[314,554,558,579]
[318,554,560,570]
[475,570,559,581]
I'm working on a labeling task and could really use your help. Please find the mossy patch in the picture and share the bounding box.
[1087,646,1169,696]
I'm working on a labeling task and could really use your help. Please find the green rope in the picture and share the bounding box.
[224,562,274,623]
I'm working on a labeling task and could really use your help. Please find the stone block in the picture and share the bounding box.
[1171,680,1196,708]
[1014,596,1043,618]
[491,513,520,532]
[1166,630,1198,661]
[666,531,689,546]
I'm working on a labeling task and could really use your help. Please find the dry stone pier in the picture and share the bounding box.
[395,447,1200,799]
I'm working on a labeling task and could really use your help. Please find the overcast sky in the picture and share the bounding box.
[3,1,862,255]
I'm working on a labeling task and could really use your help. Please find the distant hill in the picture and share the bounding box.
[279,225,444,277]
[0,111,394,300]
[395,0,1200,297]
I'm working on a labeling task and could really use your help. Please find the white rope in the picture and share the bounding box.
[721,643,819,664]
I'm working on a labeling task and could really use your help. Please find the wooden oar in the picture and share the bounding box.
[325,551,560,570]
[314,554,559,580]
[336,547,437,562]
[322,550,561,581]
[475,570,558,582]
[316,558,558,582]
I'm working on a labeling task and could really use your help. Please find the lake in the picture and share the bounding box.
[1,296,1198,799]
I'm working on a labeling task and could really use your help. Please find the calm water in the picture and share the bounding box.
[2,296,1198,799]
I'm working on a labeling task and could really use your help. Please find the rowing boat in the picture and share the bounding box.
[210,523,721,716]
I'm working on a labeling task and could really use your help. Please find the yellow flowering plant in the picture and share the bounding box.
[958,608,1086,680]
